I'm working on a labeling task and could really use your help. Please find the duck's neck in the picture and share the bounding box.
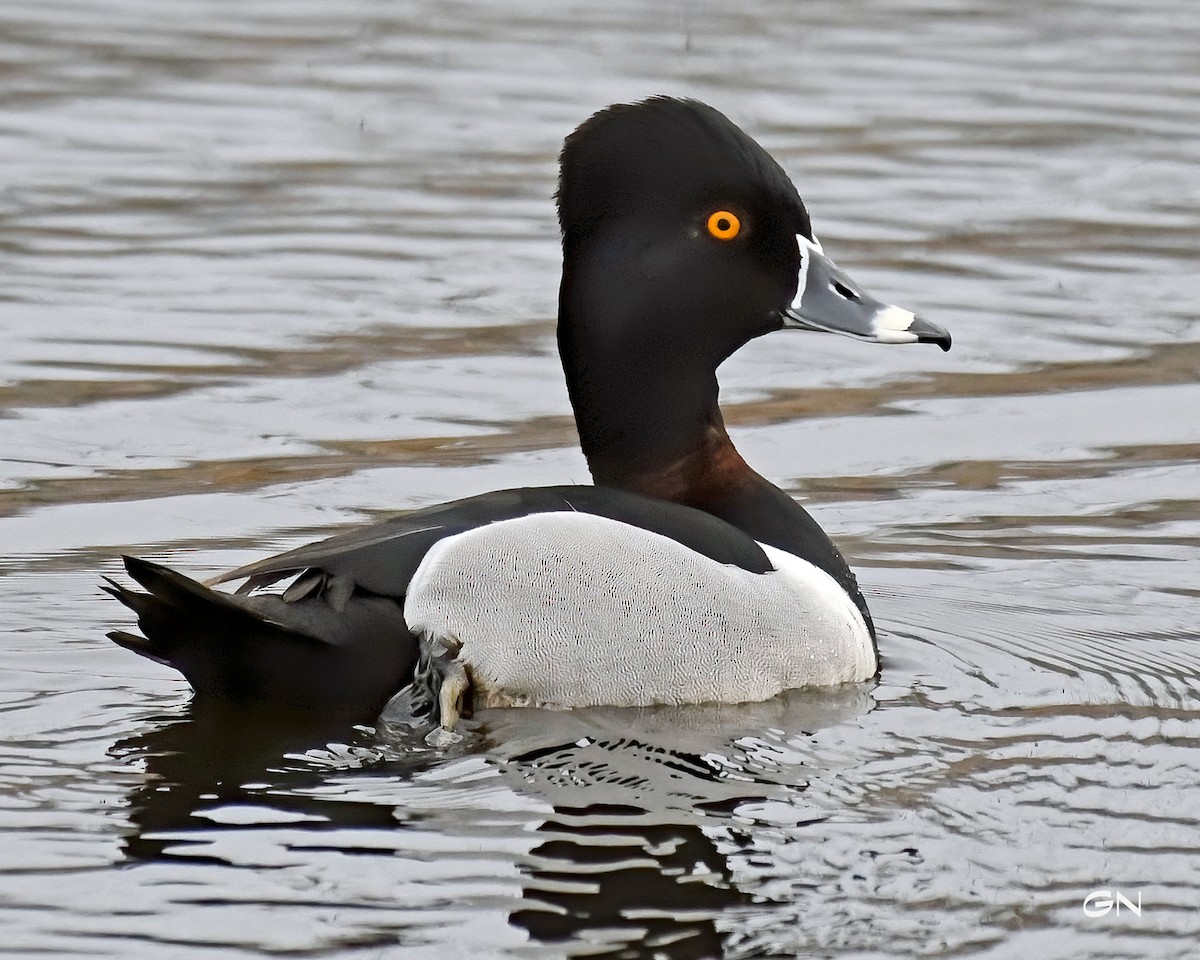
[557,246,761,505]
[564,351,756,504]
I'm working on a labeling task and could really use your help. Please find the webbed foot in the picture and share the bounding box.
[411,633,472,732]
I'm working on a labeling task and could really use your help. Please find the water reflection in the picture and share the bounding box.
[485,693,871,957]
[112,706,435,864]
[511,807,751,959]
[113,688,872,955]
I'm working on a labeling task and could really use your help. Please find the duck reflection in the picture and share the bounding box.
[512,803,747,958]
[481,689,871,958]
[111,703,439,863]
[113,686,872,957]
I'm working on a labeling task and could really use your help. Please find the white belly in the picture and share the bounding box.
[403,512,875,709]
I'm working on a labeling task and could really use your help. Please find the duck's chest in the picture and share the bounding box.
[403,512,876,709]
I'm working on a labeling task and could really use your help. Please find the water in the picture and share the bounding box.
[1,0,1197,956]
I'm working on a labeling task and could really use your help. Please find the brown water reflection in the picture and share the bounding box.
[6,339,1200,521]
[1,0,1199,957]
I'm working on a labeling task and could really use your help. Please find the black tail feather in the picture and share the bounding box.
[108,628,172,666]
[105,557,419,722]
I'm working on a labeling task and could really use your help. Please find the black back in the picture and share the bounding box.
[218,485,775,596]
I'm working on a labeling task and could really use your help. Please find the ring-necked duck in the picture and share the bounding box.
[105,97,950,730]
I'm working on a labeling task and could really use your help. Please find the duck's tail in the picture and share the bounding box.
[103,556,418,721]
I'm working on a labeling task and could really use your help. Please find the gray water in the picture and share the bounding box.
[2,1,1198,956]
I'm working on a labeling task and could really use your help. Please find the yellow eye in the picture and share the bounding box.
[706,210,741,241]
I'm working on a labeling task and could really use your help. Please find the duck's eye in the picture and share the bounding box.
[706,210,741,241]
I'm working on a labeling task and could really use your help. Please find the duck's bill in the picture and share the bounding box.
[782,236,951,351]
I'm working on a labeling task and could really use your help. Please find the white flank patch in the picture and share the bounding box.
[404,512,877,710]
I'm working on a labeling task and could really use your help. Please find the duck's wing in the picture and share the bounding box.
[213,485,773,598]
[105,485,771,720]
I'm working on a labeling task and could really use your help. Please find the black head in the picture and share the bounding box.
[557,97,810,363]
[554,96,949,479]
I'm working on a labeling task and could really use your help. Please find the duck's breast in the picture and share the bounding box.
[404,511,875,709]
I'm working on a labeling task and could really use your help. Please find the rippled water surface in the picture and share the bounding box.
[2,1,1198,957]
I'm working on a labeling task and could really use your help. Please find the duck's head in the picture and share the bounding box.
[556,96,950,369]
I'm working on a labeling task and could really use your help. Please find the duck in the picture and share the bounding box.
[105,97,950,731]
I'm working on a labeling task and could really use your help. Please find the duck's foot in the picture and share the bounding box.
[411,633,472,737]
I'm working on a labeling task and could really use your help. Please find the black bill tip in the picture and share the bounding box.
[909,316,952,352]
